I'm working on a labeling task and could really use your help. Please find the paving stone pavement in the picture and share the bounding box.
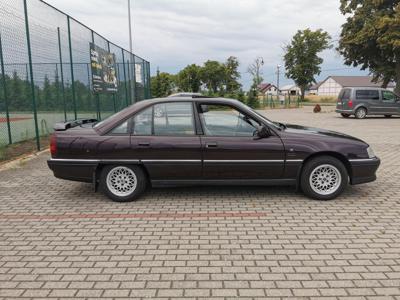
[0,107,400,299]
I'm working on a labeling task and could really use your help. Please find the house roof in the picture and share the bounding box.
[326,76,395,88]
[280,84,299,91]
[309,81,323,90]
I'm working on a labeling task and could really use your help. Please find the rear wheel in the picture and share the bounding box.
[300,156,348,200]
[384,115,392,118]
[341,113,350,118]
[100,165,147,202]
[355,107,367,119]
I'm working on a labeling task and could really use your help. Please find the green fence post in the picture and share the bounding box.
[23,0,40,151]
[86,63,93,116]
[126,59,132,105]
[107,41,117,113]
[132,55,137,102]
[147,61,151,99]
[57,27,67,121]
[67,16,77,120]
[91,31,100,120]
[121,50,129,107]
[0,32,12,145]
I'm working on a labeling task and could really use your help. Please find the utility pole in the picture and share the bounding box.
[276,65,281,94]
[128,0,133,53]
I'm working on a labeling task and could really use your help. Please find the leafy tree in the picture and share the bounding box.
[224,56,241,94]
[284,29,331,100]
[176,64,202,93]
[151,68,176,97]
[200,60,226,94]
[338,0,400,93]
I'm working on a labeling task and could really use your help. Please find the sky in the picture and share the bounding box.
[46,0,368,89]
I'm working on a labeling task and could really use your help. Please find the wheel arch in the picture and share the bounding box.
[297,151,352,188]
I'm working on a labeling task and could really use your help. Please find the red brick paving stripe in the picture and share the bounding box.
[0,117,32,123]
[0,211,267,221]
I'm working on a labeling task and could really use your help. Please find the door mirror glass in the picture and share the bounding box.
[254,125,271,140]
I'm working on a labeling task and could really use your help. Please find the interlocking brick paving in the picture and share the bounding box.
[1,107,400,299]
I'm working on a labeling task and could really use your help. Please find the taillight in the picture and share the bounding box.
[348,99,353,108]
[50,134,57,156]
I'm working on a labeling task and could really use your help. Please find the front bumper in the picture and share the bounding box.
[349,157,380,185]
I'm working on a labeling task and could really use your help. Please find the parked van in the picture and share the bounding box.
[336,88,400,119]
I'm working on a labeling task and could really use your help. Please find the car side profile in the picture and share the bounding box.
[48,97,380,202]
[336,87,400,119]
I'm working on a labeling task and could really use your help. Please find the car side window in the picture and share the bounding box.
[199,104,260,137]
[356,90,379,100]
[110,120,129,134]
[153,102,195,136]
[133,107,152,135]
[382,91,396,102]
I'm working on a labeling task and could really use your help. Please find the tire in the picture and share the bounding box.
[355,107,367,119]
[384,115,392,118]
[341,113,350,118]
[100,165,147,202]
[300,156,348,200]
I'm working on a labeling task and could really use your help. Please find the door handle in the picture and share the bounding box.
[138,142,150,147]
[206,142,218,148]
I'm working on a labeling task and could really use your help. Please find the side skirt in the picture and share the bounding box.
[151,179,297,188]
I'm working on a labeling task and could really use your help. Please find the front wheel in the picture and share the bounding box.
[100,165,147,202]
[300,156,348,200]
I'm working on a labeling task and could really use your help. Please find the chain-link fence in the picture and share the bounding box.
[0,0,151,151]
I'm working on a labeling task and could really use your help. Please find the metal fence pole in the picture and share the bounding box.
[126,59,132,105]
[23,0,40,151]
[86,63,92,115]
[132,55,136,102]
[91,31,100,120]
[107,41,116,113]
[0,32,12,145]
[147,62,151,99]
[67,16,77,119]
[121,50,129,107]
[57,27,67,121]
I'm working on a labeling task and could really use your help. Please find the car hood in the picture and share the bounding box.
[283,123,365,143]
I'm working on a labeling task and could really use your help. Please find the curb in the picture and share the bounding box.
[0,148,49,172]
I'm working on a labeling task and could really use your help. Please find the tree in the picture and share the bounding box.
[338,0,400,94]
[151,69,176,97]
[200,60,226,94]
[224,56,241,95]
[176,64,202,93]
[246,80,259,109]
[284,29,331,100]
[247,57,264,87]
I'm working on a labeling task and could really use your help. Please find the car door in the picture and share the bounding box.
[197,103,285,180]
[355,89,380,113]
[130,102,202,180]
[381,90,400,115]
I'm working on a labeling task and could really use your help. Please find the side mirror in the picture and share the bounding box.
[254,125,271,140]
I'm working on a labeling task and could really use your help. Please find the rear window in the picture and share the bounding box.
[356,90,379,100]
[339,89,351,100]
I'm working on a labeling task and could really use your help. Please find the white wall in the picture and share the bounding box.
[317,78,343,96]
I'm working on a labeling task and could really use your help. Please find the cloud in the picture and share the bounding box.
[45,0,368,88]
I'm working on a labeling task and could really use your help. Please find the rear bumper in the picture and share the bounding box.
[47,159,98,183]
[336,109,354,114]
[349,157,380,185]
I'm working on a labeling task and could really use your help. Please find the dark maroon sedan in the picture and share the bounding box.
[48,97,380,202]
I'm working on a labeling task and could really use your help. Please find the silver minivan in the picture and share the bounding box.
[336,87,400,119]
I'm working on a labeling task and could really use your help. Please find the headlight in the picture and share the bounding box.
[366,146,376,158]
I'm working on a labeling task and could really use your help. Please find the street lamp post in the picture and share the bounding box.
[128,0,133,53]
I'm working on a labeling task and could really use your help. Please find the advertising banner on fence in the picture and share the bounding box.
[90,43,118,93]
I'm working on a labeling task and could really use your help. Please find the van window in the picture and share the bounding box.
[339,89,351,100]
[356,90,379,100]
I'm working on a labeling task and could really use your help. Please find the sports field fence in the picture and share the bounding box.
[0,0,151,151]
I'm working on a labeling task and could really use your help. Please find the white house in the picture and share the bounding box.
[280,84,301,96]
[258,83,279,96]
[311,76,395,96]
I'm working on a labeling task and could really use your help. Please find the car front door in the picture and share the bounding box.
[381,90,400,115]
[130,102,202,180]
[197,103,285,180]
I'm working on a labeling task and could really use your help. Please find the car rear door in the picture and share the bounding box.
[130,102,202,180]
[197,103,285,180]
[355,89,380,113]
